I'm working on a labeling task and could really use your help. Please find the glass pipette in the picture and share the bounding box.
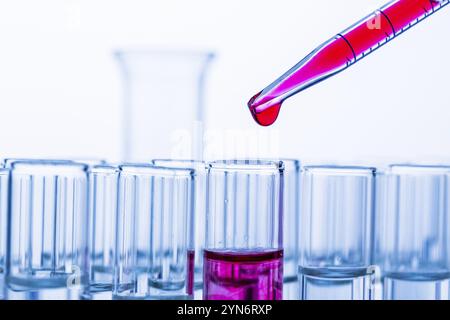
[248,0,449,126]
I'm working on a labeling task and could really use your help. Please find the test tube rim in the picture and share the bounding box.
[3,158,106,170]
[3,158,74,169]
[119,163,195,177]
[389,163,450,175]
[302,165,376,176]
[208,159,284,173]
[151,159,207,171]
[89,165,120,175]
[9,160,88,175]
[71,158,107,166]
[254,158,300,171]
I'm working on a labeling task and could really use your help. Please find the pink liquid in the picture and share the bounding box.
[248,0,448,126]
[248,91,283,127]
[186,249,195,295]
[203,249,283,300]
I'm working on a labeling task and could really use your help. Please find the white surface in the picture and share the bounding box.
[0,0,449,163]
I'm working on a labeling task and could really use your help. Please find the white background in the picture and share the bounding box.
[0,0,449,164]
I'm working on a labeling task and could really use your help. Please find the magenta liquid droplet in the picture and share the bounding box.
[247,92,282,127]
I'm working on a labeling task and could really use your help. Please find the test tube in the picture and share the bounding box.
[113,164,195,299]
[204,160,284,300]
[88,165,119,299]
[0,169,8,273]
[376,165,450,300]
[6,160,89,300]
[299,166,376,300]
[0,168,8,299]
[280,159,301,300]
[152,159,206,298]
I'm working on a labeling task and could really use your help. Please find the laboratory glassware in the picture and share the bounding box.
[0,169,8,273]
[280,159,301,300]
[151,159,206,298]
[247,0,449,126]
[375,165,450,300]
[204,160,284,300]
[3,158,72,168]
[6,160,89,300]
[113,164,195,299]
[88,165,119,299]
[0,169,8,300]
[299,166,376,300]
[115,49,215,161]
[2,158,105,168]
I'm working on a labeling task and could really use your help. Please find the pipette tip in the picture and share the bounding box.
[247,91,282,127]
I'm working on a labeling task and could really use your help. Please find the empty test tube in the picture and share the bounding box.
[0,169,8,300]
[299,166,376,300]
[6,160,89,300]
[280,159,301,300]
[88,165,119,299]
[204,160,284,300]
[0,169,8,274]
[113,164,195,299]
[376,165,450,300]
[152,159,206,297]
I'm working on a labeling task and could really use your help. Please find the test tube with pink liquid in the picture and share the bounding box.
[203,160,284,300]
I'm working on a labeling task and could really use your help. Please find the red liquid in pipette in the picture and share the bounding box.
[248,0,449,126]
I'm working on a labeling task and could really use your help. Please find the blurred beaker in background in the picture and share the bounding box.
[115,49,215,162]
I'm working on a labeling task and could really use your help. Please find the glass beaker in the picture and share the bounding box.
[115,49,215,162]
